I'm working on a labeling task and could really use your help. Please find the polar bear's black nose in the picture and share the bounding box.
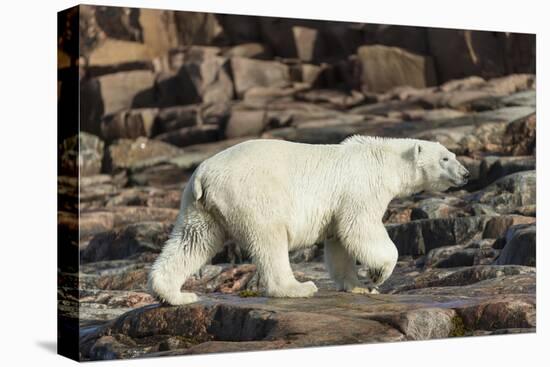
[463,171,471,180]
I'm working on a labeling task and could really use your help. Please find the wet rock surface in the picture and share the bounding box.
[58,7,536,360]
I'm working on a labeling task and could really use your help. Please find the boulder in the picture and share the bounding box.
[292,26,325,62]
[60,133,104,176]
[455,298,536,330]
[410,197,465,220]
[230,57,291,97]
[81,221,172,262]
[371,308,457,340]
[496,224,536,266]
[106,137,183,171]
[216,14,261,44]
[180,56,234,104]
[224,109,267,139]
[479,156,536,186]
[482,215,536,239]
[469,171,536,214]
[357,45,437,93]
[386,216,493,256]
[96,70,155,116]
[224,43,272,60]
[154,125,220,147]
[101,108,158,141]
[427,29,506,82]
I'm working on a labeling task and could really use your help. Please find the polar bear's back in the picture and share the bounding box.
[192,139,343,245]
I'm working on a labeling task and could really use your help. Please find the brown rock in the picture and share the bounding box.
[106,137,183,171]
[224,109,267,139]
[101,108,158,141]
[154,124,220,147]
[96,70,155,116]
[483,215,536,239]
[456,298,536,330]
[427,29,506,82]
[230,57,291,97]
[224,43,272,60]
[357,45,437,93]
[371,308,457,340]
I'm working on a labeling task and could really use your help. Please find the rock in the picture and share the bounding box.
[296,89,365,110]
[106,137,183,171]
[60,133,104,176]
[172,11,224,45]
[357,45,437,93]
[371,308,457,340]
[363,24,429,55]
[455,298,536,330]
[386,216,493,256]
[468,171,536,214]
[292,26,325,62]
[86,39,150,67]
[105,187,181,209]
[180,56,234,105]
[482,215,536,239]
[412,108,535,156]
[80,78,105,136]
[101,108,158,141]
[224,109,267,139]
[224,43,272,60]
[410,197,465,220]
[152,105,198,135]
[80,211,115,239]
[81,222,172,263]
[289,244,323,263]
[457,156,481,182]
[439,76,487,92]
[217,14,261,44]
[427,29,506,82]
[397,265,535,292]
[230,57,291,97]
[81,293,405,360]
[423,239,499,268]
[504,113,536,156]
[500,90,536,108]
[243,85,302,104]
[479,156,536,186]
[496,224,536,266]
[96,70,155,116]
[154,124,220,147]
[80,207,178,240]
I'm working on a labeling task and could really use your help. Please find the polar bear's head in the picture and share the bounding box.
[412,140,470,192]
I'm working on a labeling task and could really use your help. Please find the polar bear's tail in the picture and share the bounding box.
[148,182,224,305]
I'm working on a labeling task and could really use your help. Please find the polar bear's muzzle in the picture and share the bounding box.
[448,160,470,187]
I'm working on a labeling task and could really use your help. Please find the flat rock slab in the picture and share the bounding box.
[80,278,535,360]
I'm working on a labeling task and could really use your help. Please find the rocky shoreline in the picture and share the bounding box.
[57,6,536,360]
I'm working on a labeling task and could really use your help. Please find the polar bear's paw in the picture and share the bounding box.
[268,281,318,298]
[350,286,380,295]
[160,292,199,306]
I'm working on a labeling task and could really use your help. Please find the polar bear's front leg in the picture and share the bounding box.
[248,231,318,298]
[337,217,398,289]
[324,237,361,291]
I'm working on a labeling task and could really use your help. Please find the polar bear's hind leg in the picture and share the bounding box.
[148,207,224,306]
[248,228,318,298]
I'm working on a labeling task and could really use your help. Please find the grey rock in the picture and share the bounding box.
[468,171,536,214]
[496,224,536,266]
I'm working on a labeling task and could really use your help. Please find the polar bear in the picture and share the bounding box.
[148,136,470,305]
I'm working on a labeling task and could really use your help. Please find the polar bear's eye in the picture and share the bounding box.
[442,157,449,162]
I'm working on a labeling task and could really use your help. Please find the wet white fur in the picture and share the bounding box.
[148,136,469,305]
